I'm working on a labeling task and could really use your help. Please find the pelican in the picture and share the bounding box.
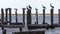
[42,5,46,9]
[29,5,32,9]
[50,4,54,8]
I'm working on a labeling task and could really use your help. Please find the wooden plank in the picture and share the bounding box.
[0,23,24,28]
[13,31,45,34]
[2,25,24,28]
[27,24,52,29]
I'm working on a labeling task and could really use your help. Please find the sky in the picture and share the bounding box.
[0,0,60,14]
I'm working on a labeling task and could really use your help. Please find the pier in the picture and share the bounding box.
[0,5,60,34]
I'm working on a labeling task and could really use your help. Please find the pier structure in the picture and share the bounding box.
[0,5,60,34]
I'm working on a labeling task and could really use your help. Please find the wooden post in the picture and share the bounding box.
[14,8,18,23]
[51,8,54,26]
[35,8,38,24]
[8,8,12,24]
[5,8,8,22]
[5,8,12,24]
[43,9,45,24]
[9,8,11,24]
[20,28,22,31]
[1,8,4,30]
[27,5,32,25]
[22,8,25,25]
[42,5,46,24]
[3,29,6,34]
[58,9,60,24]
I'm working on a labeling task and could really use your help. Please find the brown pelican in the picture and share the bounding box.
[42,5,46,9]
[29,5,32,9]
[50,4,54,8]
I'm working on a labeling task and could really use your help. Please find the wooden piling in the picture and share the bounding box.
[20,28,22,31]
[51,8,54,26]
[43,9,45,24]
[8,8,12,24]
[27,5,32,25]
[22,8,25,25]
[3,29,6,34]
[5,8,8,22]
[58,9,60,24]
[15,8,18,23]
[35,8,38,24]
[1,8,4,30]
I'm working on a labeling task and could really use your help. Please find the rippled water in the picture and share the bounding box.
[0,15,59,34]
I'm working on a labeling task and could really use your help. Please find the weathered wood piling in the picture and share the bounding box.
[35,8,38,24]
[42,5,46,24]
[51,8,54,26]
[15,8,18,23]
[9,8,12,24]
[5,8,12,24]
[22,8,25,25]
[3,29,6,34]
[5,8,8,23]
[27,5,32,25]
[1,8,4,30]
[58,9,60,24]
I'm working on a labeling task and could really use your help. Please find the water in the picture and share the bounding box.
[0,15,59,34]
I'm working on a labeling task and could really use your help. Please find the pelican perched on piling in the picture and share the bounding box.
[50,4,54,8]
[42,5,46,9]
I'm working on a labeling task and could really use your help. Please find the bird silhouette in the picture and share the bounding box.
[29,5,32,9]
[50,4,54,8]
[42,5,46,9]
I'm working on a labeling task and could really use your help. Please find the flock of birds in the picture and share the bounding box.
[26,4,54,10]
